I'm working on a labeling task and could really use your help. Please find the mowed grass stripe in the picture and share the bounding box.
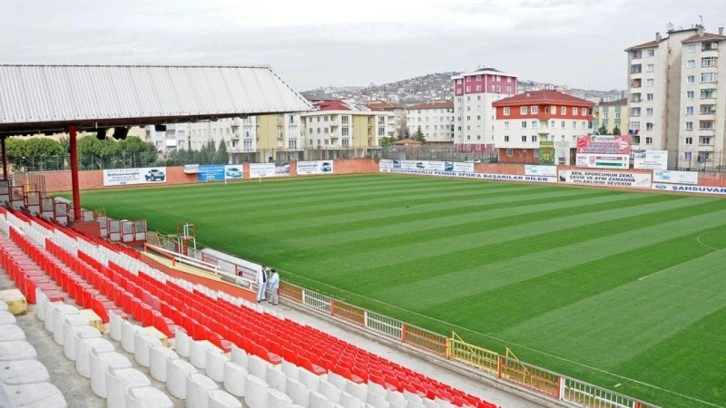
[374,204,726,308]
[276,196,711,283]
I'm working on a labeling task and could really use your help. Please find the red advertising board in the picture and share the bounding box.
[576,135,632,154]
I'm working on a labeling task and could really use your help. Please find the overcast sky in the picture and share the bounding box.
[1,1,725,92]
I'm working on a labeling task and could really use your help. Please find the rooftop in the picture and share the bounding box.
[492,90,594,107]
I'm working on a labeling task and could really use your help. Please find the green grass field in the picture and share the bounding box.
[68,174,726,407]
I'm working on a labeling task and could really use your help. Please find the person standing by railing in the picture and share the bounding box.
[256,265,269,303]
[268,269,280,305]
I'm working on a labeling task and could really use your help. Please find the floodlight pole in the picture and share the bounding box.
[69,126,82,222]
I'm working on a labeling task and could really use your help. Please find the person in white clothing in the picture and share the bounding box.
[256,265,268,303]
[268,269,280,305]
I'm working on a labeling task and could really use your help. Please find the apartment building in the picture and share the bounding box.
[405,101,455,144]
[492,90,594,163]
[626,24,726,168]
[301,100,386,152]
[452,67,518,152]
[365,101,406,138]
[593,98,628,135]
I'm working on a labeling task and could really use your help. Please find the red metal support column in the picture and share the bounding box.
[1,136,8,181]
[69,126,82,221]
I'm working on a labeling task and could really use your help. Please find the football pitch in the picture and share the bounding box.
[71,174,726,407]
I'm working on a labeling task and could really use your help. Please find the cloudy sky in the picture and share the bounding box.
[1,1,725,92]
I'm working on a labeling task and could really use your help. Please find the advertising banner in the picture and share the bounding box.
[198,165,225,182]
[224,165,243,180]
[103,167,167,186]
[380,167,556,183]
[525,165,557,177]
[538,141,555,165]
[297,160,334,175]
[558,170,651,189]
[382,160,474,173]
[633,150,668,170]
[249,162,291,178]
[576,135,632,154]
[652,184,726,195]
[379,159,394,171]
[653,170,698,185]
[575,153,629,169]
[183,164,200,174]
[555,141,571,165]
[452,162,475,172]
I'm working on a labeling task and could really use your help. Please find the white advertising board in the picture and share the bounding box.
[558,170,651,189]
[103,167,167,186]
[297,160,334,175]
[575,154,629,169]
[652,184,726,195]
[653,170,698,185]
[633,150,668,170]
[525,165,557,177]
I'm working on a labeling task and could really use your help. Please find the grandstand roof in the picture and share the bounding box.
[0,64,313,136]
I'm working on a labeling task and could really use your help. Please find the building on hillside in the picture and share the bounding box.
[300,100,386,159]
[452,67,518,153]
[405,101,455,144]
[492,90,594,164]
[626,24,726,169]
[592,98,628,135]
[365,101,406,139]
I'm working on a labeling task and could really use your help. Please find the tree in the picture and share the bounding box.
[413,126,426,143]
[597,124,608,135]
[612,126,621,136]
[380,137,393,148]
[6,137,65,171]
[215,140,229,164]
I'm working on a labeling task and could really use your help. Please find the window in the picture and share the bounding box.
[700,89,717,99]
[701,72,717,83]
[531,106,538,114]
[521,121,527,128]
[520,106,528,114]
[341,139,349,148]
[561,121,566,128]
[561,107,567,115]
[465,86,471,92]
[687,75,695,83]
[476,85,482,92]
[504,121,510,129]
[581,107,587,116]
[685,137,693,144]
[506,148,513,156]
[685,122,693,131]
[687,44,696,53]
[646,49,655,57]
[686,91,695,99]
[646,122,654,131]
[646,64,654,72]
[504,135,509,142]
[646,79,654,87]
[702,57,718,67]
[341,127,349,136]
[572,121,577,129]
[521,135,527,142]
[646,93,654,101]
[571,107,577,115]
[686,59,696,68]
[646,108,653,116]
[685,106,694,115]
[532,121,538,128]
[700,137,712,145]
[531,135,538,142]
[646,137,653,144]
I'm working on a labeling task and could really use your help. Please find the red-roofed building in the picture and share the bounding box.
[626,25,726,169]
[492,90,594,164]
[452,67,517,153]
[405,101,454,144]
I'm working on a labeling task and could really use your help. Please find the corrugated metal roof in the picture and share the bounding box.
[0,65,313,134]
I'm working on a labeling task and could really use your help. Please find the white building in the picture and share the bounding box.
[626,24,726,169]
[405,101,455,143]
[365,102,406,138]
[452,67,518,152]
[301,100,387,151]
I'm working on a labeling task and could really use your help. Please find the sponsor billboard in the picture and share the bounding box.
[652,184,726,195]
[103,167,167,186]
[575,153,629,169]
[653,170,698,185]
[633,149,668,170]
[558,170,651,189]
[380,160,473,173]
[576,135,631,169]
[198,165,225,182]
[297,160,334,175]
[525,165,557,177]
[538,141,555,165]
[249,162,290,178]
[224,165,243,180]
[379,166,556,183]
[183,164,200,174]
